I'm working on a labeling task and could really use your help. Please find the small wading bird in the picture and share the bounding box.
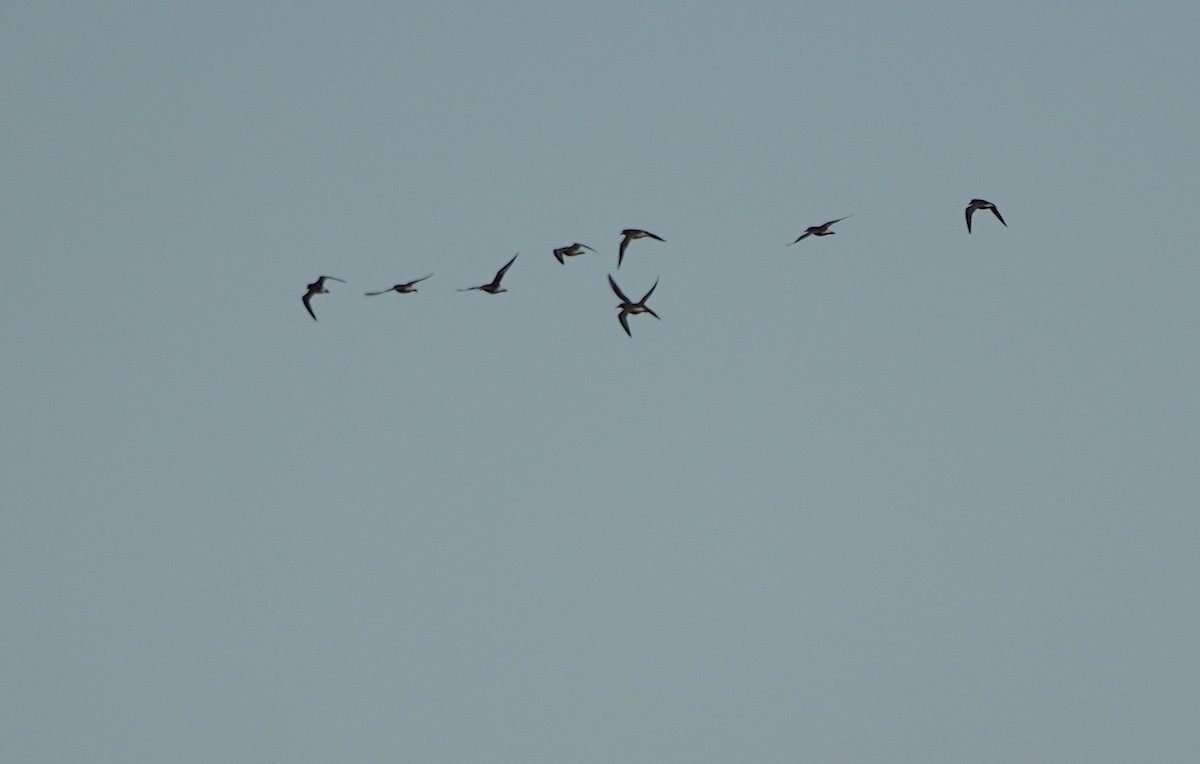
[789,215,850,244]
[364,275,433,296]
[459,253,518,294]
[618,229,665,268]
[553,242,595,264]
[965,199,1007,233]
[302,275,347,321]
[608,274,660,337]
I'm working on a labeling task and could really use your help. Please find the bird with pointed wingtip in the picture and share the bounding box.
[608,274,660,337]
[789,215,851,244]
[302,275,347,321]
[618,229,665,268]
[459,253,518,294]
[965,198,1007,233]
[365,274,433,296]
[553,242,595,265]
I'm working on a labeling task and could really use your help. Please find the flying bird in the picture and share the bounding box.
[364,274,433,296]
[459,253,519,294]
[553,242,595,265]
[608,274,661,337]
[618,229,665,268]
[965,199,1007,233]
[302,275,346,321]
[789,215,850,244]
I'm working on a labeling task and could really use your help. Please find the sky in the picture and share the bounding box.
[3,1,1199,761]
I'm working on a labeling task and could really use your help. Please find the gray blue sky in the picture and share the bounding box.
[3,1,1198,761]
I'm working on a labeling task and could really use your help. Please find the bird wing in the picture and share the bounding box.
[608,274,631,303]
[991,206,1007,226]
[965,205,975,233]
[493,253,518,285]
[618,235,630,268]
[302,292,317,320]
[639,277,659,304]
[618,310,632,337]
[403,274,433,288]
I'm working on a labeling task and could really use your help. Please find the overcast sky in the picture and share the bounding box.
[3,1,1198,761]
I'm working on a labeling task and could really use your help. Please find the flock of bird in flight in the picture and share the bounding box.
[301,198,1008,335]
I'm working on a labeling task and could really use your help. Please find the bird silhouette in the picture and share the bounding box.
[618,229,665,268]
[302,275,347,321]
[553,242,595,264]
[365,275,433,296]
[608,274,661,337]
[789,216,850,244]
[459,254,519,294]
[965,199,1007,233]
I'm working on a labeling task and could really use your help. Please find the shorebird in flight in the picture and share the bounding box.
[618,229,665,268]
[459,253,518,294]
[965,199,1007,233]
[553,242,595,264]
[302,275,346,321]
[789,215,850,244]
[364,275,433,296]
[608,274,661,337]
